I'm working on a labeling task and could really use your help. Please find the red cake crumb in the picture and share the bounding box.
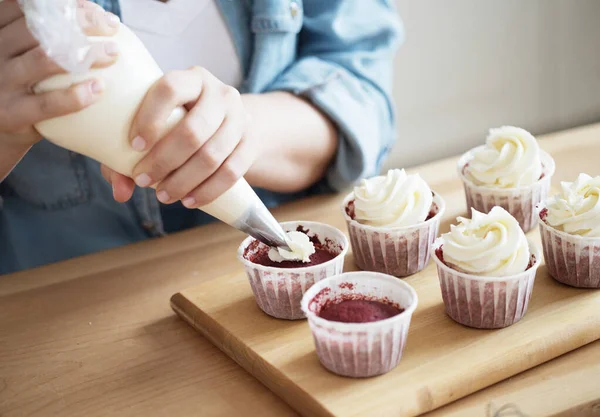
[345,200,356,220]
[539,207,548,222]
[318,298,404,323]
[426,202,437,221]
[244,229,339,268]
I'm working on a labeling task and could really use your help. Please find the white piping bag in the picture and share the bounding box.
[18,0,290,249]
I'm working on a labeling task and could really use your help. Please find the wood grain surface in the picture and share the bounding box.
[170,170,600,416]
[1,124,600,417]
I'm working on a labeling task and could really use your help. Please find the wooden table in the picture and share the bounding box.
[2,124,600,417]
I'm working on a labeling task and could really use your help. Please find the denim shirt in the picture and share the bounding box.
[0,0,403,274]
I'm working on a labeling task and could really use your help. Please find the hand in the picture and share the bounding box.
[102,67,258,207]
[0,0,120,152]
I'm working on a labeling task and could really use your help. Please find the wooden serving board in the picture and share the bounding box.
[171,243,600,417]
[171,128,600,417]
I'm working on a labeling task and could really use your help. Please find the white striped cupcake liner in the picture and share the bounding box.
[342,192,445,278]
[538,208,600,288]
[238,221,349,320]
[431,238,542,329]
[458,148,555,233]
[301,272,418,378]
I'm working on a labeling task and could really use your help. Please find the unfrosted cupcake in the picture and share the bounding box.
[432,206,541,329]
[238,221,349,320]
[301,271,418,378]
[538,173,600,288]
[458,126,555,232]
[342,169,445,277]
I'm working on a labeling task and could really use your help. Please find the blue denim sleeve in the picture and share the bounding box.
[264,0,403,191]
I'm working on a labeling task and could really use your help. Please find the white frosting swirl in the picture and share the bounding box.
[268,231,316,263]
[544,173,600,237]
[466,126,542,188]
[353,169,433,228]
[441,206,530,277]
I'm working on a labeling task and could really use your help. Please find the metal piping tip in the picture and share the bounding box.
[234,202,290,251]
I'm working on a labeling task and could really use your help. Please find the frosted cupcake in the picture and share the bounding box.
[238,221,349,320]
[538,173,600,288]
[432,206,541,329]
[301,271,418,378]
[342,169,445,277]
[458,126,555,232]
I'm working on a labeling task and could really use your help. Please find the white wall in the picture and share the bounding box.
[385,0,600,170]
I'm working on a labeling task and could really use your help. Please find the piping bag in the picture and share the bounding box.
[19,0,290,250]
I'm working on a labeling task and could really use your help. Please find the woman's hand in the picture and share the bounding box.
[0,0,120,151]
[102,67,258,207]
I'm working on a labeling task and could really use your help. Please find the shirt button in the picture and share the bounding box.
[290,1,299,18]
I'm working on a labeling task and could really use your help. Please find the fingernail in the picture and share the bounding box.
[104,42,119,56]
[112,184,118,200]
[132,136,147,152]
[157,190,170,203]
[106,12,120,27]
[90,79,105,95]
[135,173,152,188]
[182,197,196,208]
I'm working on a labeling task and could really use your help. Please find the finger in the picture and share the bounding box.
[111,172,135,203]
[77,0,98,8]
[181,138,254,208]
[132,83,229,188]
[130,68,208,153]
[154,108,245,203]
[86,41,120,69]
[18,78,105,128]
[0,1,23,28]
[100,164,134,202]
[7,46,63,86]
[77,4,120,37]
[11,41,118,87]
[0,17,37,60]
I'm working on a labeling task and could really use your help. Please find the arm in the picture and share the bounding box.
[263,0,403,191]
[104,1,402,205]
[242,92,337,193]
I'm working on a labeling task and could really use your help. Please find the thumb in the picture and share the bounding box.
[100,164,135,202]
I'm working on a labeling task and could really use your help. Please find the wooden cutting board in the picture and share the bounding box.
[171,128,600,417]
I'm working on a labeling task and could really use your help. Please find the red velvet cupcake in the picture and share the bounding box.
[342,169,445,277]
[538,173,600,288]
[238,221,348,320]
[301,271,418,378]
[458,126,555,233]
[432,207,541,329]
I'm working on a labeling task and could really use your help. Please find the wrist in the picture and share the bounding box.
[2,134,36,153]
[10,139,35,153]
[0,137,34,182]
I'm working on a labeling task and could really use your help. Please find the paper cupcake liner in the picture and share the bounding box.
[431,238,541,329]
[342,192,445,278]
[301,272,418,378]
[538,213,600,288]
[458,148,555,233]
[238,221,349,320]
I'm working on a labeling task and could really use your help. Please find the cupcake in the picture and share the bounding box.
[301,271,418,378]
[432,206,542,329]
[458,126,555,232]
[342,169,445,277]
[538,173,600,288]
[238,221,349,320]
